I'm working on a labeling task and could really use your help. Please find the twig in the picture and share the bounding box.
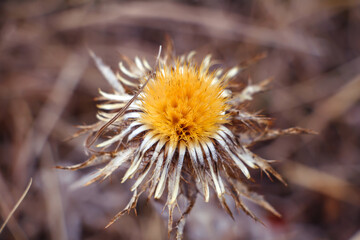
[282,161,360,206]
[86,45,162,149]
[0,178,32,234]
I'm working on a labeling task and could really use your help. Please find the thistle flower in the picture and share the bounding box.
[59,43,313,238]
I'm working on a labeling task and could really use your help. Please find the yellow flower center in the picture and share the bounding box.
[140,62,229,143]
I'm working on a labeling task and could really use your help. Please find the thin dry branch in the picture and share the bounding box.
[0,178,32,235]
[282,161,360,206]
[305,74,360,132]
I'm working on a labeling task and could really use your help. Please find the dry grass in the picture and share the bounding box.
[1,0,360,239]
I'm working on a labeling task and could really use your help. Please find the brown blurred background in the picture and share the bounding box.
[1,0,360,239]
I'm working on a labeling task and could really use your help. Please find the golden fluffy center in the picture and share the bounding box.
[140,62,229,143]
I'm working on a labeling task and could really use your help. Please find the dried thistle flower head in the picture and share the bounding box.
[58,42,314,238]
